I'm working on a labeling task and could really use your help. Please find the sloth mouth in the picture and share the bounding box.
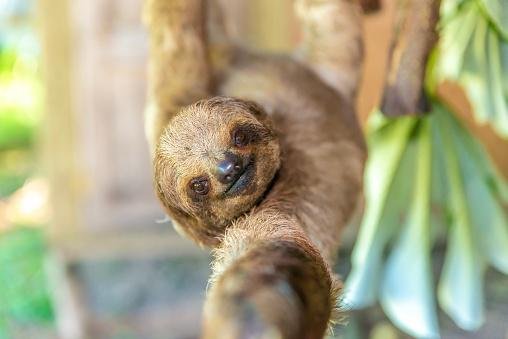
[223,158,255,198]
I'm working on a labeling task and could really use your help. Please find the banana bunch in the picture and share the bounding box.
[436,0,508,138]
[344,102,508,338]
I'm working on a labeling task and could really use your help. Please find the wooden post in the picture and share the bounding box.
[37,0,80,243]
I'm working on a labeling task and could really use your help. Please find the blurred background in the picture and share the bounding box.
[0,0,506,338]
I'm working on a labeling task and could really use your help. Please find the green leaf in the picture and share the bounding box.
[440,0,468,21]
[0,228,54,324]
[351,100,506,335]
[487,29,508,136]
[449,97,508,203]
[436,0,508,138]
[438,2,478,80]
[345,111,419,308]
[380,119,440,338]
[435,107,485,330]
[0,109,35,151]
[479,0,508,39]
[445,108,508,274]
[460,14,491,123]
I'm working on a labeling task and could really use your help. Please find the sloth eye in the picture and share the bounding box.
[233,129,249,147]
[189,177,210,195]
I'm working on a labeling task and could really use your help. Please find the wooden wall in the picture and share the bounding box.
[39,0,168,245]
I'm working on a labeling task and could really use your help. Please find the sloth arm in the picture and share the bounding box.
[204,209,339,339]
[143,0,212,154]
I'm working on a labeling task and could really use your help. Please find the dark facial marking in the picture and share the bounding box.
[233,129,249,147]
[189,177,210,196]
[231,123,268,148]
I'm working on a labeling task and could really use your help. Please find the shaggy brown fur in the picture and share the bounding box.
[144,0,366,338]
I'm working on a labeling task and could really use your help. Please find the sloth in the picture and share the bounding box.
[144,0,366,338]
[154,97,281,245]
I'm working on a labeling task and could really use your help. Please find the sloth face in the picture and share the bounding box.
[154,97,280,246]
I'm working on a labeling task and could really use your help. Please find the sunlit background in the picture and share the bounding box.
[0,0,52,337]
[0,0,507,338]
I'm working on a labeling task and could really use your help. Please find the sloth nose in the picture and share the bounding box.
[216,156,243,184]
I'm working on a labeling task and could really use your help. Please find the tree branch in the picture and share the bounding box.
[381,0,440,117]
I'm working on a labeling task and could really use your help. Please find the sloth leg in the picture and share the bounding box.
[294,0,364,100]
[204,211,339,338]
[143,0,212,153]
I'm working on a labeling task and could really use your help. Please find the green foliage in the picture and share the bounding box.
[479,0,508,39]
[0,149,33,198]
[0,228,54,328]
[345,103,508,338]
[0,50,17,76]
[0,2,48,336]
[436,0,508,137]
[0,42,40,195]
[0,44,41,151]
[347,0,508,337]
[0,109,35,150]
[0,172,28,198]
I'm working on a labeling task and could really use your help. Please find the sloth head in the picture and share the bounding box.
[154,97,280,246]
